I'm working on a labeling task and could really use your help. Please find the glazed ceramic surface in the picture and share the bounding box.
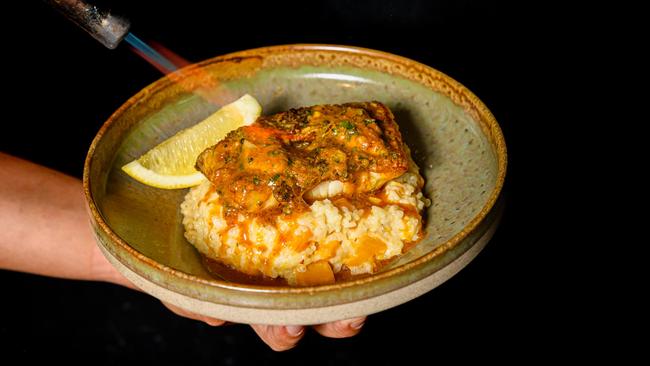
[84,44,507,324]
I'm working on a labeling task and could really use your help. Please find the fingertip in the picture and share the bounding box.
[251,324,305,351]
[205,318,227,326]
[285,325,305,337]
[313,317,366,338]
[348,317,365,330]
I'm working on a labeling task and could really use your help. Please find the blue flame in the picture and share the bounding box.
[124,33,178,73]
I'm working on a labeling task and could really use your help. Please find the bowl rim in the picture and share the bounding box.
[83,43,507,296]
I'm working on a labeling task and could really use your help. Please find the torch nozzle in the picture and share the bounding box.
[45,0,130,49]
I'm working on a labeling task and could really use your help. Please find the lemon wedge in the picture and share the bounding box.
[122,94,261,189]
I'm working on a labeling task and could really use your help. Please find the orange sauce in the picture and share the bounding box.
[202,255,286,285]
[198,169,425,285]
[294,260,335,286]
[283,227,312,252]
[201,185,216,202]
[344,235,387,267]
[314,240,341,261]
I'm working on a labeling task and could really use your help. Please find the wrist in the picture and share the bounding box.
[89,242,139,290]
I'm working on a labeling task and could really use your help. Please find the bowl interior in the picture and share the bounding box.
[92,49,499,283]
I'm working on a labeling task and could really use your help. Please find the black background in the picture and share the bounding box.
[0,1,577,363]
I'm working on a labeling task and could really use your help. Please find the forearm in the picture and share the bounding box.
[0,152,129,287]
[0,153,367,349]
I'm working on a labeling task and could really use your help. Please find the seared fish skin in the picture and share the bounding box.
[195,101,408,217]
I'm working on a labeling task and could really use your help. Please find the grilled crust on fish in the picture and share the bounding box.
[195,101,408,218]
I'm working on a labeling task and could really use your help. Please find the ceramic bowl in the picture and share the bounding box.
[83,44,507,325]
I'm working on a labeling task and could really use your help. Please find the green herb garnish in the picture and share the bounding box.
[341,120,354,129]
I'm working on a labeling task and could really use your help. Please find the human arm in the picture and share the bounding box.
[0,152,364,351]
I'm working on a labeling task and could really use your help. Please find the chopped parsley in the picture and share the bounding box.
[340,120,354,130]
[340,120,358,137]
[269,174,281,185]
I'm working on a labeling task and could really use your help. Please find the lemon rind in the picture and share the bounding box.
[121,160,207,189]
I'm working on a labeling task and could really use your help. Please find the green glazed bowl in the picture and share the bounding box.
[83,44,507,325]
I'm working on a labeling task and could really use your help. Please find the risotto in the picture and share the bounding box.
[181,101,429,285]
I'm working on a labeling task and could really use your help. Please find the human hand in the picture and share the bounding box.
[163,302,365,351]
[92,243,365,351]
